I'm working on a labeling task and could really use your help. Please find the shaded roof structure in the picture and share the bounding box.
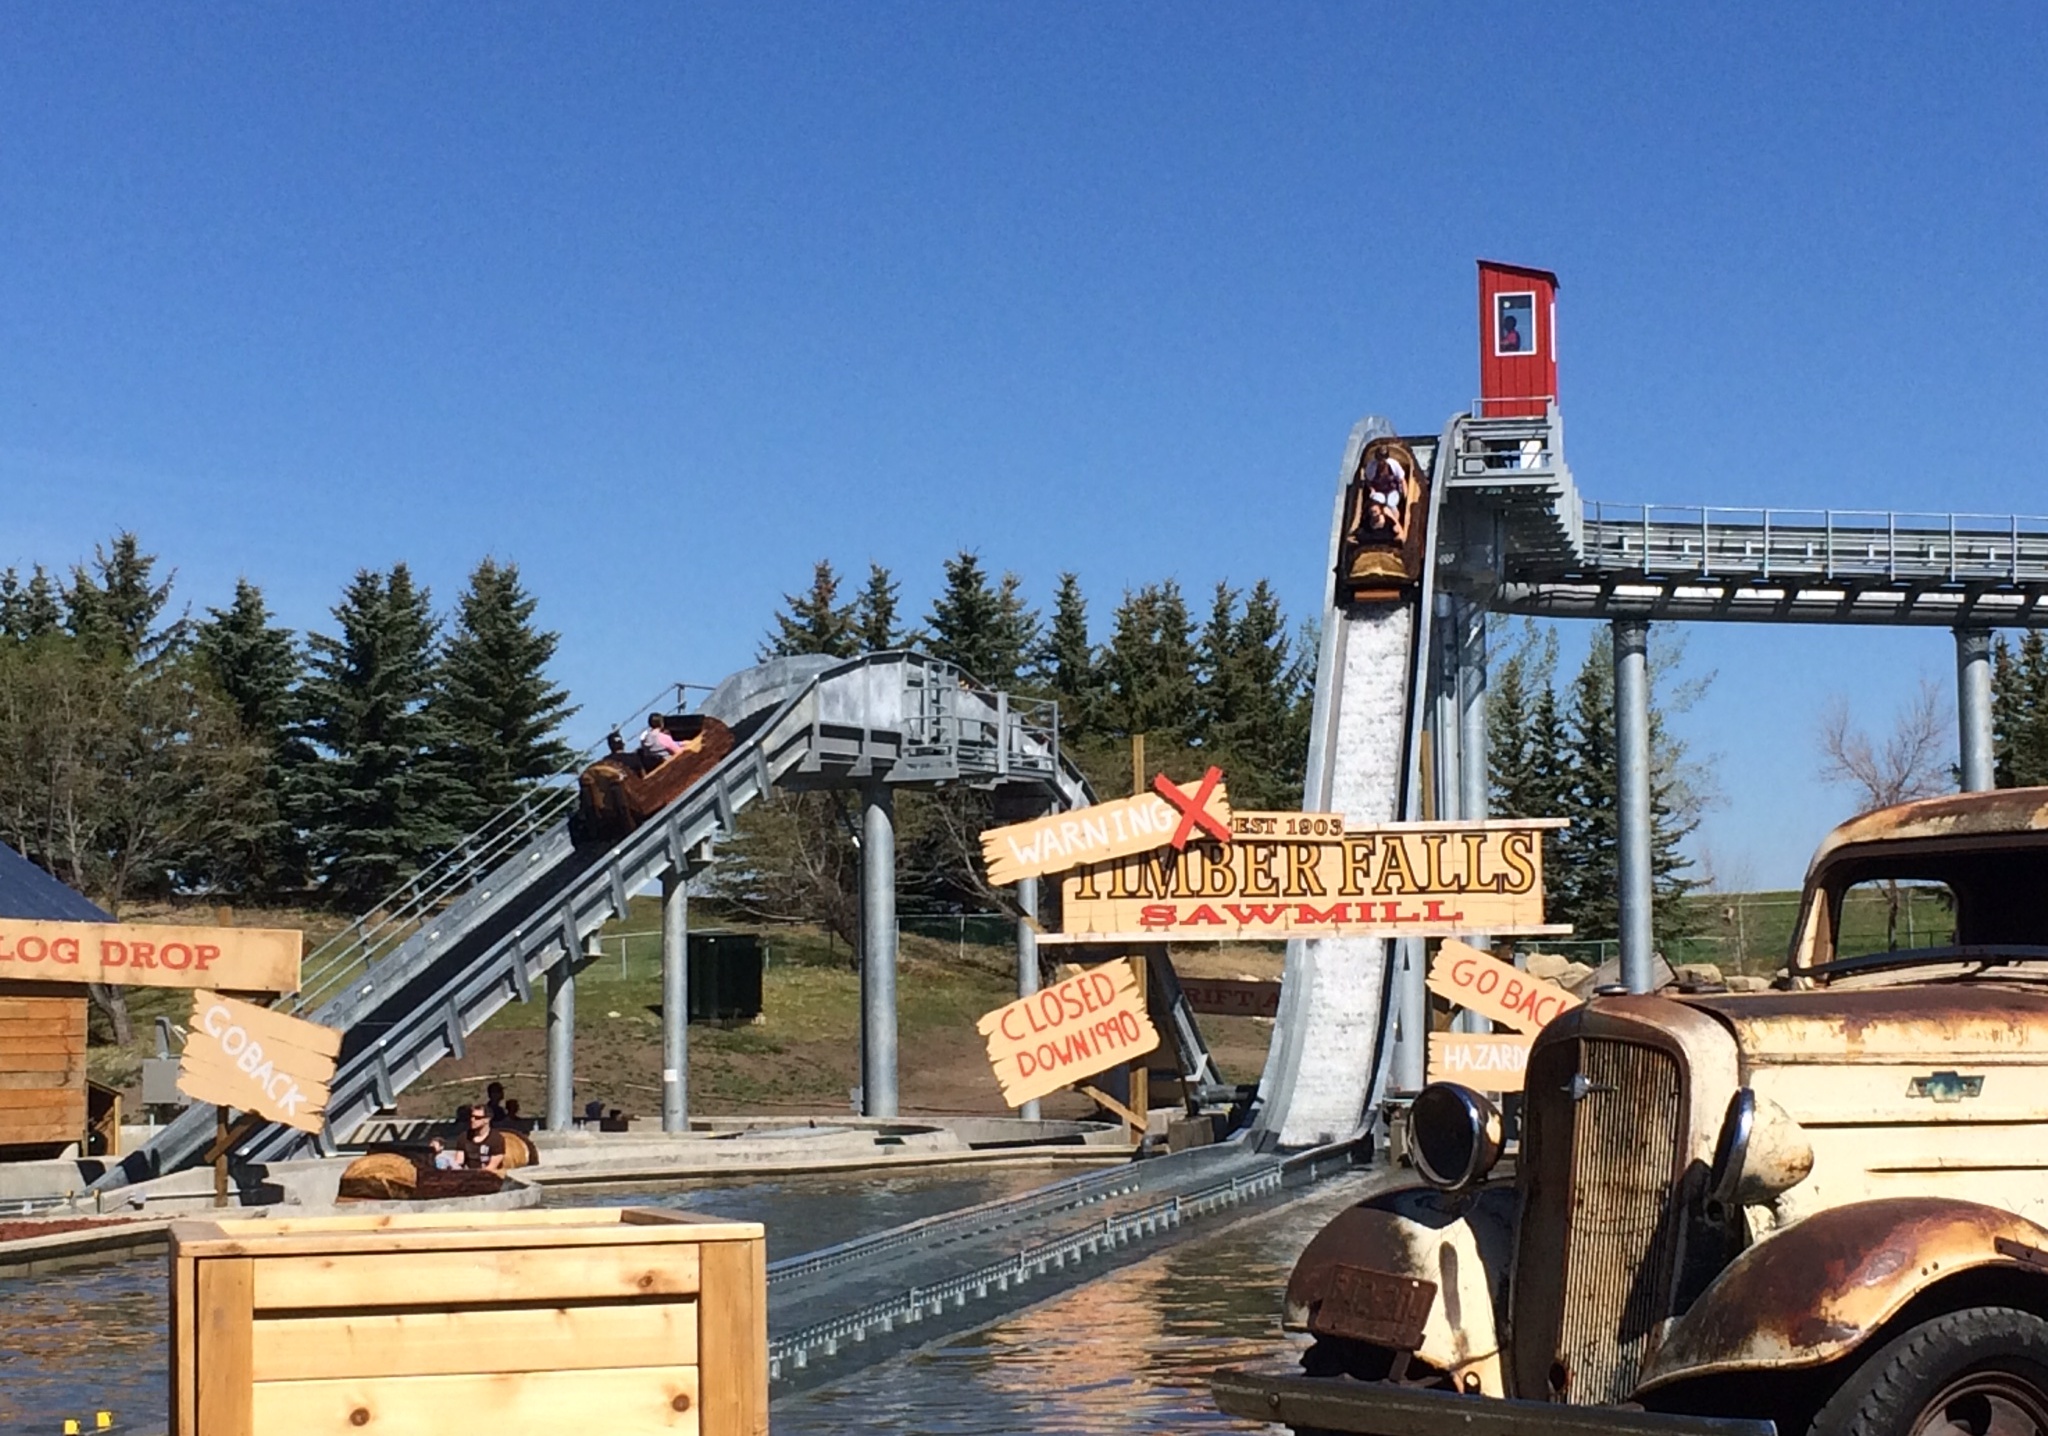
[0,842,110,922]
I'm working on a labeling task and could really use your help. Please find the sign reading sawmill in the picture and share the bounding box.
[1049,818,1567,942]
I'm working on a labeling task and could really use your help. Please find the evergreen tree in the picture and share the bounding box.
[1035,571,1103,743]
[196,580,306,894]
[852,563,903,652]
[762,560,857,659]
[63,532,182,664]
[1196,581,1305,808]
[0,567,63,642]
[927,552,1038,686]
[1101,581,1198,750]
[433,558,577,824]
[295,564,459,905]
[1993,632,2048,787]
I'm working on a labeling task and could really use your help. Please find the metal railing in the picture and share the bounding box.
[1581,505,2048,586]
[284,684,689,1018]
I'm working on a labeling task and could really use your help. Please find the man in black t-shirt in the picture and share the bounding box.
[456,1102,508,1172]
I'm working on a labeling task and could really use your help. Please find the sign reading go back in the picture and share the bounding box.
[177,991,339,1133]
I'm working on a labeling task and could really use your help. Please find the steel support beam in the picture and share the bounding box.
[1957,627,1996,792]
[661,868,689,1132]
[1613,619,1655,993]
[545,952,576,1130]
[1016,875,1042,1122]
[1453,602,1492,1033]
[860,785,899,1118]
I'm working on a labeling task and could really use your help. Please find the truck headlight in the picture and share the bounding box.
[1410,1082,1504,1191]
[1709,1088,1814,1207]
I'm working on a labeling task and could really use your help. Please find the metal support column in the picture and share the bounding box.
[661,868,689,1132]
[1454,603,1491,1033]
[1016,875,1042,1122]
[545,952,576,1130]
[1957,628,1995,793]
[860,785,899,1119]
[1613,619,1655,993]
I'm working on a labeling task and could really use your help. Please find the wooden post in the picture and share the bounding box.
[214,1107,229,1208]
[1127,741,1150,1146]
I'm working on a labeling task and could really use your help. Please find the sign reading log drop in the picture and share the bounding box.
[976,958,1160,1108]
[0,918,301,994]
[177,991,339,1132]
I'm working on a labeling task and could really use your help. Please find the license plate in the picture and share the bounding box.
[1309,1262,1437,1349]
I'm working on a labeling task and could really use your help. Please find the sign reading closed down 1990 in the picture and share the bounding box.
[1055,818,1567,941]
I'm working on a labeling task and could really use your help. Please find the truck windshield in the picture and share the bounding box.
[1803,839,2048,974]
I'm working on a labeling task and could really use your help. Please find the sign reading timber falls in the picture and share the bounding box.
[976,958,1160,1108]
[177,990,339,1132]
[1052,817,1568,942]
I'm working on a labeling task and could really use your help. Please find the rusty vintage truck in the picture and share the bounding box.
[1218,788,2048,1436]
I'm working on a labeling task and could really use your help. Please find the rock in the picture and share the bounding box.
[1673,963,1724,989]
[1525,953,1577,981]
[1723,975,1772,992]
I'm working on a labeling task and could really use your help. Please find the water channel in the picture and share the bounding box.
[0,1164,1364,1433]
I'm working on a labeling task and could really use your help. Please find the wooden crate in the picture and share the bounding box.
[168,1207,766,1436]
[0,991,87,1149]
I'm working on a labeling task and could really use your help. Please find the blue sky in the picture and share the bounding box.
[4,5,2044,890]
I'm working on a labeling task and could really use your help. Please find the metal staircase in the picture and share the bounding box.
[100,651,1094,1185]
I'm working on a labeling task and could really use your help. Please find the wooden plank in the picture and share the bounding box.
[189,990,342,1058]
[976,957,1160,1108]
[252,1365,700,1435]
[178,991,337,1132]
[980,778,1235,886]
[1426,939,1581,1034]
[0,1032,88,1055]
[697,1237,767,1436]
[0,1017,86,1039]
[251,1300,699,1381]
[251,1245,702,1310]
[172,1253,198,1436]
[179,1217,760,1258]
[195,1257,255,1436]
[0,1087,87,1110]
[0,1115,83,1145]
[0,992,88,1020]
[0,1048,87,1074]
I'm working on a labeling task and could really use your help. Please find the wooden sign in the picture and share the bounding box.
[1179,977,1282,1018]
[1427,1032,1535,1090]
[975,958,1160,1108]
[1050,819,1568,942]
[1425,938,1581,1034]
[177,991,339,1133]
[980,776,1233,886]
[0,918,302,994]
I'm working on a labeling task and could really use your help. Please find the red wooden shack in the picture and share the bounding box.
[1477,260,1558,418]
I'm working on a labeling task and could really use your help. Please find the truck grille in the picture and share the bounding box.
[1513,1036,1685,1405]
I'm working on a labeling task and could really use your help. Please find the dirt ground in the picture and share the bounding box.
[395,920,1287,1125]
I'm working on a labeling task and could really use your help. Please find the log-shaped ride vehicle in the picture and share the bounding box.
[570,714,735,849]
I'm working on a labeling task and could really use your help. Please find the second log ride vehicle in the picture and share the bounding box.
[571,714,734,848]
[1219,788,2048,1436]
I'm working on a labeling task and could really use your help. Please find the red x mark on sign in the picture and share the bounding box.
[1154,766,1232,849]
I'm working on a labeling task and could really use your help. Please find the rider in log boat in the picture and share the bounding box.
[570,710,734,848]
[1335,435,1429,607]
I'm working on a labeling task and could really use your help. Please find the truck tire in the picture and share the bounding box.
[1808,1307,2048,1436]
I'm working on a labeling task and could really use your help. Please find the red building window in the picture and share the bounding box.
[1495,292,1536,357]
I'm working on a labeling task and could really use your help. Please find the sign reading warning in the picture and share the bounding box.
[976,958,1160,1108]
[981,778,1233,886]
[1051,819,1567,942]
[0,918,302,994]
[177,991,339,1132]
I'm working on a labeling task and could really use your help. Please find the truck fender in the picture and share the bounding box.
[1638,1197,2048,1393]
[1285,1180,1517,1395]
